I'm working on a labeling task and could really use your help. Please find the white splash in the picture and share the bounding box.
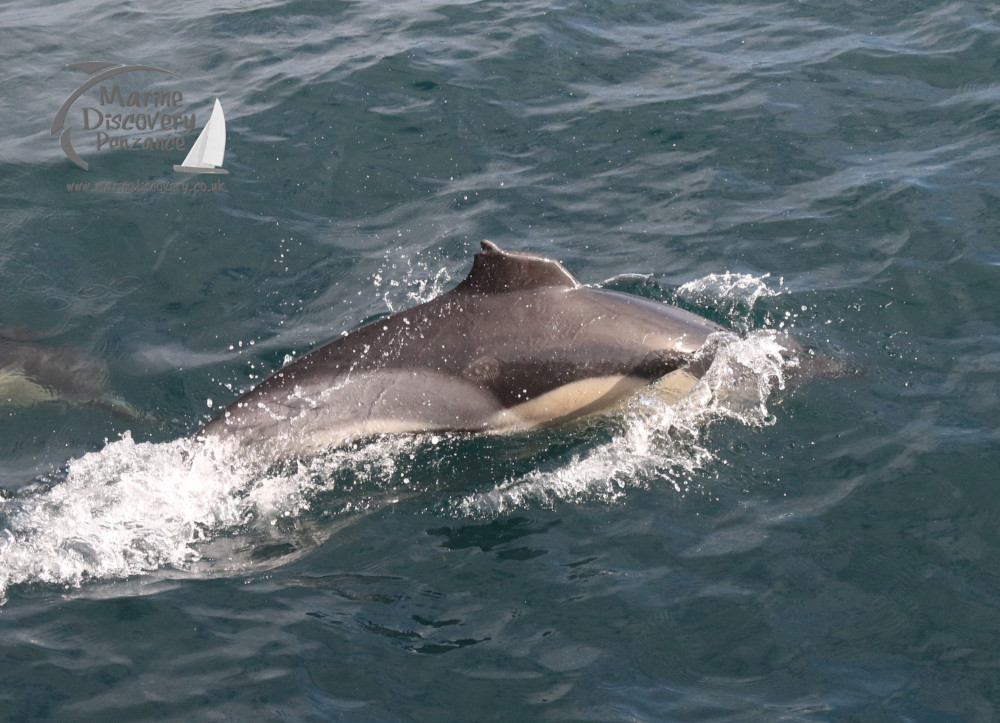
[452,329,796,516]
[676,271,782,332]
[0,435,247,604]
[0,430,425,605]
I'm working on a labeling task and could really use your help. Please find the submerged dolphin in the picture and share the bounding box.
[0,335,106,407]
[0,330,146,418]
[199,241,725,458]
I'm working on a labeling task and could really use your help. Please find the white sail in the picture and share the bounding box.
[173,98,229,174]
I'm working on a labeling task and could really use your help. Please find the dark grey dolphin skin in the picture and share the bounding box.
[198,241,724,458]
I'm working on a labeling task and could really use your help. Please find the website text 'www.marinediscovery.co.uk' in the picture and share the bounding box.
[66,179,227,194]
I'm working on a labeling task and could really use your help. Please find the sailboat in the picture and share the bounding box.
[173,98,229,174]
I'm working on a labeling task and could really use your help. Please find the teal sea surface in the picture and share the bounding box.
[2,0,1000,720]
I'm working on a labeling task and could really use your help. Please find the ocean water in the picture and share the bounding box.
[2,0,999,719]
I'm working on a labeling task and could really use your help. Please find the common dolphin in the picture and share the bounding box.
[0,330,144,418]
[199,241,725,458]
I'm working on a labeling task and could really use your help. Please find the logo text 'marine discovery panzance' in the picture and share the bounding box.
[52,61,197,171]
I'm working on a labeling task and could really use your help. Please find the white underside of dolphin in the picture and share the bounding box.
[199,241,724,459]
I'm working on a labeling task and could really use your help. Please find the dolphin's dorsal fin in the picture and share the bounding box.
[453,240,581,294]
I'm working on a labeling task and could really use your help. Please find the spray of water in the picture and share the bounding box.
[675,271,782,332]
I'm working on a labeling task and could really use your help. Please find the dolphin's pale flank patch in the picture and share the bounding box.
[198,241,725,458]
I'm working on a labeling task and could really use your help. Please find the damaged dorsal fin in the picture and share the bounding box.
[453,240,581,294]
